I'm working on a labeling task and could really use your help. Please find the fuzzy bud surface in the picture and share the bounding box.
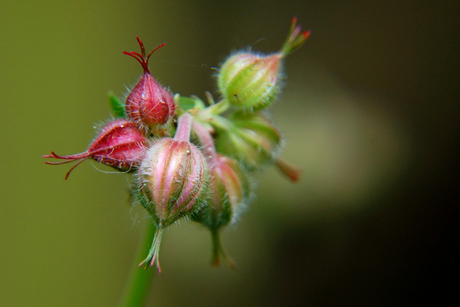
[218,52,281,110]
[195,154,249,229]
[217,17,310,111]
[137,137,208,226]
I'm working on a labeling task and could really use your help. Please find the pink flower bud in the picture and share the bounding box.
[137,138,208,224]
[44,119,148,179]
[134,114,209,271]
[123,37,176,133]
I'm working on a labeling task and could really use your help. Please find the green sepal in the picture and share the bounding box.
[108,92,126,118]
[214,113,282,170]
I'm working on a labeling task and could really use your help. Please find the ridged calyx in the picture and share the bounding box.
[137,138,208,225]
[43,119,149,179]
[218,52,282,110]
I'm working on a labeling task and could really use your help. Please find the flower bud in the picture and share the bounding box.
[218,52,281,110]
[134,114,209,271]
[136,138,208,225]
[124,37,176,133]
[192,154,250,267]
[217,17,310,111]
[214,113,282,170]
[44,119,148,179]
[195,155,249,229]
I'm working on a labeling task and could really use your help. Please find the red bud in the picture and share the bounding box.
[124,37,176,132]
[44,119,149,179]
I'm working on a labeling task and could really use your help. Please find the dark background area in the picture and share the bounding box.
[1,1,458,306]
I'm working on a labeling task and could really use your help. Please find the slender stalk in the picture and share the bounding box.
[207,99,230,115]
[174,113,193,142]
[211,229,236,269]
[196,99,230,121]
[119,221,157,307]
[211,229,221,266]
[192,121,217,162]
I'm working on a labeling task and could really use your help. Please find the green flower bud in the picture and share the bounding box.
[218,52,281,111]
[217,17,310,111]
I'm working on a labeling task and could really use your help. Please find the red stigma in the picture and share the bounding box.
[123,36,166,74]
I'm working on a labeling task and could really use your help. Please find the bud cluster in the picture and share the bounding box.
[44,18,309,272]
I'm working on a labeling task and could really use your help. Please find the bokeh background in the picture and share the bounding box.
[1,1,458,306]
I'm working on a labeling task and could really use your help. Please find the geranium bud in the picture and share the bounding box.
[217,17,310,111]
[124,37,176,133]
[218,52,281,110]
[44,119,148,179]
[208,155,250,227]
[135,114,209,271]
[214,113,282,170]
[189,121,249,267]
[193,154,250,268]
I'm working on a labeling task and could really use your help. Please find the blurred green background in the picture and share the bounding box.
[1,1,458,306]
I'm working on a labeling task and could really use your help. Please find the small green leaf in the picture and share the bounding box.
[108,92,126,118]
[178,97,196,111]
[177,95,206,112]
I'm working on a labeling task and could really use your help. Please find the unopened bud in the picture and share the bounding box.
[44,119,148,179]
[134,114,209,271]
[124,37,176,133]
[217,17,310,111]
[137,138,208,224]
[195,155,249,229]
[193,154,250,268]
[218,52,281,110]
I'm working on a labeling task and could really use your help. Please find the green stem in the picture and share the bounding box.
[197,99,230,120]
[211,229,236,269]
[208,100,230,115]
[211,229,221,266]
[206,113,234,132]
[119,221,157,307]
